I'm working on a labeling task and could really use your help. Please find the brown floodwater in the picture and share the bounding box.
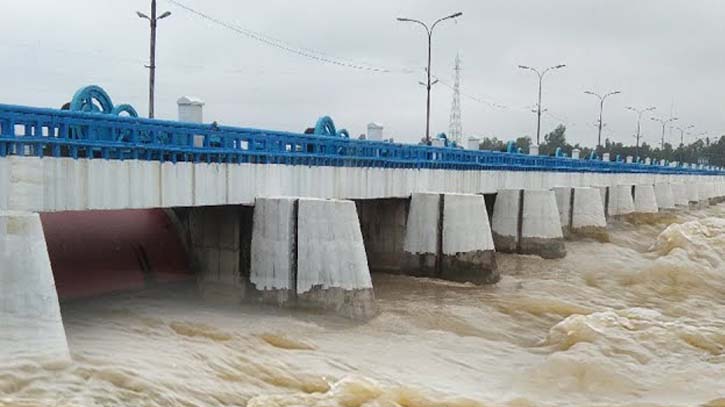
[2,205,725,406]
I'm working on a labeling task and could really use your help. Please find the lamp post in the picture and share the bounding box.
[651,116,679,150]
[675,124,695,147]
[397,12,463,144]
[625,106,656,160]
[585,90,621,149]
[137,0,172,119]
[518,64,566,146]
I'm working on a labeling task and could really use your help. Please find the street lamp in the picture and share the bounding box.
[625,106,656,160]
[675,124,695,147]
[651,116,679,150]
[397,12,463,144]
[518,64,566,146]
[137,0,172,119]
[584,90,621,149]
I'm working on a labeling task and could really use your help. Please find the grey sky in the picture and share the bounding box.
[1,0,724,146]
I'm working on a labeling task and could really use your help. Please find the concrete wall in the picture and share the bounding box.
[2,156,724,212]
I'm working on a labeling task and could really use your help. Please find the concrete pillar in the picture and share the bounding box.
[697,183,711,207]
[1,211,69,361]
[609,185,635,216]
[529,145,539,156]
[491,189,521,253]
[602,153,610,162]
[552,187,608,241]
[249,197,375,320]
[492,189,566,259]
[671,183,689,207]
[402,193,499,285]
[594,186,611,218]
[654,183,676,210]
[296,198,375,319]
[633,184,659,214]
[645,158,651,165]
[626,156,633,164]
[571,149,581,159]
[686,183,701,207]
[401,193,439,278]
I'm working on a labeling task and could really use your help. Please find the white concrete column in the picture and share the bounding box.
[402,193,499,284]
[529,145,539,156]
[654,183,676,210]
[297,198,375,319]
[492,189,566,258]
[250,197,375,319]
[686,183,701,207]
[1,211,69,362]
[521,190,566,258]
[491,189,521,253]
[440,193,498,284]
[671,183,688,207]
[633,184,659,213]
[553,187,608,241]
[602,153,611,162]
[402,193,440,277]
[572,149,581,159]
[609,185,635,216]
[626,156,633,164]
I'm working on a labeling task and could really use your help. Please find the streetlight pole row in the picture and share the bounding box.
[651,116,679,150]
[584,90,621,149]
[625,105,656,159]
[397,12,463,144]
[137,0,172,119]
[518,64,566,146]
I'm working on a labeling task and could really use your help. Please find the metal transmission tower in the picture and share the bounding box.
[448,53,463,146]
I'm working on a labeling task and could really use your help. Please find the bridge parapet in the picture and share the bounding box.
[1,86,721,175]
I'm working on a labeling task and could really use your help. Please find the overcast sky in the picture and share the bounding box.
[1,0,724,146]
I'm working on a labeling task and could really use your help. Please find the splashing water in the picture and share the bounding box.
[2,206,725,406]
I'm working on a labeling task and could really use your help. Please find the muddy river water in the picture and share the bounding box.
[2,205,725,406]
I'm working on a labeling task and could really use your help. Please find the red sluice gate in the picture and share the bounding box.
[40,209,192,300]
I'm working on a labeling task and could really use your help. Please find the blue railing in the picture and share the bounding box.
[0,103,721,175]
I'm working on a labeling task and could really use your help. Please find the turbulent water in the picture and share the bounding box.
[3,206,725,407]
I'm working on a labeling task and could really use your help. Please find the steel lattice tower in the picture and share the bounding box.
[448,53,463,145]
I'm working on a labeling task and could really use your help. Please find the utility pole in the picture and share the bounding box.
[518,64,566,146]
[651,116,679,150]
[137,0,172,119]
[584,90,621,149]
[625,106,656,160]
[397,12,463,144]
[448,53,463,146]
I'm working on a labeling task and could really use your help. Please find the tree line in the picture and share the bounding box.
[478,125,724,167]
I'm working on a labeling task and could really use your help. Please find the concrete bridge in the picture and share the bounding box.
[2,86,724,360]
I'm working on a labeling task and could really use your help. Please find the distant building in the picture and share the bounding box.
[367,122,383,141]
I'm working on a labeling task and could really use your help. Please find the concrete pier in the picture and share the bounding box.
[671,183,689,207]
[552,187,608,241]
[608,185,635,216]
[492,189,566,259]
[440,194,498,284]
[0,211,69,361]
[654,183,676,210]
[250,197,376,319]
[402,193,499,284]
[633,184,659,214]
[686,183,702,208]
[491,189,521,253]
